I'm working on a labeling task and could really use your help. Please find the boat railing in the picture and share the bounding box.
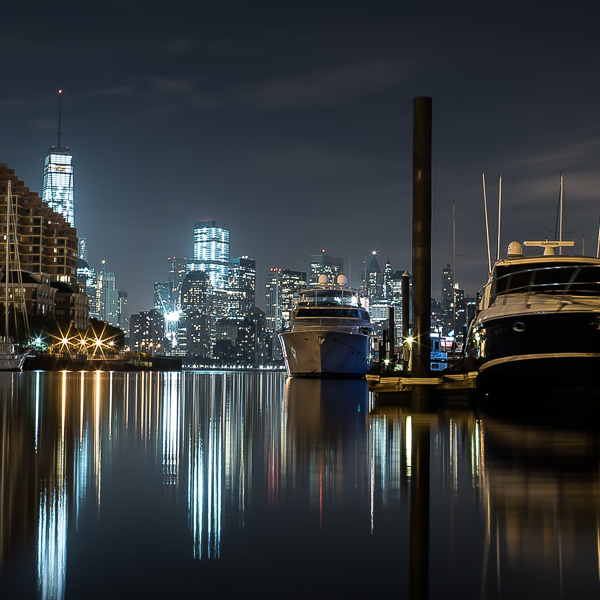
[486,264,600,305]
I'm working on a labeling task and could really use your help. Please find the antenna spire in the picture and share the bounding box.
[57,89,63,148]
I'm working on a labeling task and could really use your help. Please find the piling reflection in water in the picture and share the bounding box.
[2,373,600,598]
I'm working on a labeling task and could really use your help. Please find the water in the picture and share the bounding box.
[0,371,599,599]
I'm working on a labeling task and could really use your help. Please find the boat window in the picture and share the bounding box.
[492,264,600,299]
[297,290,360,307]
[295,308,360,318]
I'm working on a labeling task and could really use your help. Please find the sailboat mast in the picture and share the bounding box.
[596,208,600,259]
[452,200,456,361]
[559,172,564,255]
[482,173,492,274]
[5,182,9,342]
[496,175,502,261]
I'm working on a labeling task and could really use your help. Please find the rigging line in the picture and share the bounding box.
[554,190,560,240]
[596,205,600,259]
[10,196,29,337]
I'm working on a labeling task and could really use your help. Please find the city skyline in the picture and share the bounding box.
[3,2,600,313]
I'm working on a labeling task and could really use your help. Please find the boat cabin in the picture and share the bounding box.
[291,288,371,323]
[480,241,600,309]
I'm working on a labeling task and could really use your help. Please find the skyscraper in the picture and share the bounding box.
[188,221,229,289]
[281,269,306,322]
[168,256,187,308]
[153,282,171,314]
[367,254,383,300]
[309,251,343,285]
[96,260,118,326]
[441,264,453,313]
[265,268,283,360]
[265,268,283,333]
[118,290,129,338]
[228,255,256,317]
[383,260,393,301]
[180,270,212,357]
[390,270,412,336]
[441,264,453,333]
[42,91,75,228]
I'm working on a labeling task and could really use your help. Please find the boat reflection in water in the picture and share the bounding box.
[2,372,600,598]
[479,399,600,598]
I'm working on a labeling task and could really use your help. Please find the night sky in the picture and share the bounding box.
[3,1,600,313]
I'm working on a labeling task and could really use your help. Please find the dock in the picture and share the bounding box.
[23,354,183,372]
[367,371,478,407]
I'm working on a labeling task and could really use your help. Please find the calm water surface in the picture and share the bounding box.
[0,371,599,599]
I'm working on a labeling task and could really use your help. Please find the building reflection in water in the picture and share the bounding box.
[187,373,225,559]
[37,372,68,600]
[2,372,600,598]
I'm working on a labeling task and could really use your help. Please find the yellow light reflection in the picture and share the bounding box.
[406,415,412,478]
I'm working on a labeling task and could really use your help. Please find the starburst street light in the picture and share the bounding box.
[165,310,181,322]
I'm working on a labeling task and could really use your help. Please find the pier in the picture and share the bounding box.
[367,371,478,407]
[367,96,479,410]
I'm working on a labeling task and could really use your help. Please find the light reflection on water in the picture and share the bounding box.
[0,372,600,598]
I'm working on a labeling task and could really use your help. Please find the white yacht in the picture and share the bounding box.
[279,275,373,377]
[466,240,600,389]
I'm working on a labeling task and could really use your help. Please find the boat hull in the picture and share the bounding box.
[471,311,600,391]
[0,353,26,371]
[279,330,370,377]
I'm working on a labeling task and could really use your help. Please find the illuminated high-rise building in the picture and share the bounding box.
[441,264,453,313]
[1,163,78,286]
[181,270,212,357]
[168,256,187,308]
[265,268,283,333]
[390,270,412,338]
[187,221,229,289]
[441,264,453,333]
[153,282,171,314]
[367,254,382,300]
[281,269,306,323]
[383,260,393,301]
[265,268,284,360]
[309,251,343,285]
[42,90,75,228]
[96,260,118,326]
[118,290,129,338]
[228,255,256,317]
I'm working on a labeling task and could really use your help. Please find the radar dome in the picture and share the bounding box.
[337,274,349,287]
[318,274,329,285]
[507,241,523,258]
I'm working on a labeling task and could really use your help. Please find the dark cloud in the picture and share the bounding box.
[233,60,408,110]
[163,38,196,54]
[91,85,136,97]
